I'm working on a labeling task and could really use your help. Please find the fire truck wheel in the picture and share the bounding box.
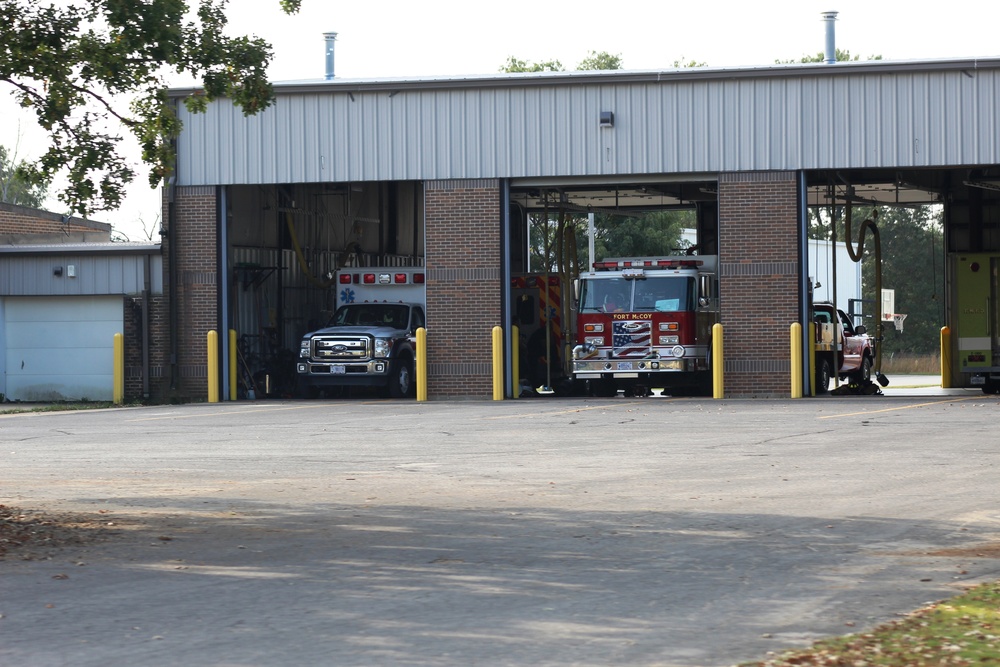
[816,358,831,394]
[386,357,414,399]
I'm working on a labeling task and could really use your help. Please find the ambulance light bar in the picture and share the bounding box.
[339,271,425,285]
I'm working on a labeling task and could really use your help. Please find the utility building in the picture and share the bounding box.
[153,53,1000,401]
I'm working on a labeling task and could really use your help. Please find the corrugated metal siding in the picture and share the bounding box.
[176,66,1000,186]
[0,254,163,296]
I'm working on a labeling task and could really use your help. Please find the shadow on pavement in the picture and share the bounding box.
[4,498,999,667]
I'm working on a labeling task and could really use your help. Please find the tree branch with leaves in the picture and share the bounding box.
[0,0,300,217]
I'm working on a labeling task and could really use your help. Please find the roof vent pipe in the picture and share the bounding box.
[324,31,337,80]
[821,11,838,64]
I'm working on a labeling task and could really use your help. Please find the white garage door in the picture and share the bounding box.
[2,296,122,402]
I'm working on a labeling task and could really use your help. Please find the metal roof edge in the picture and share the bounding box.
[0,243,162,256]
[167,57,1000,98]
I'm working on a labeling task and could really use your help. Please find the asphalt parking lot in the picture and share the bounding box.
[2,384,999,667]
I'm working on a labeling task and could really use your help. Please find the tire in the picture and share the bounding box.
[857,355,872,384]
[386,357,414,399]
[816,358,831,394]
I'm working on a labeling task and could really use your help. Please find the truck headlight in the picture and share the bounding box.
[374,338,392,358]
[658,335,679,345]
[585,336,604,345]
[299,340,310,357]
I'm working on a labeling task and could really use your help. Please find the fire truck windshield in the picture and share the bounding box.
[579,277,695,313]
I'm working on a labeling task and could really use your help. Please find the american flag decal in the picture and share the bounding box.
[612,320,651,357]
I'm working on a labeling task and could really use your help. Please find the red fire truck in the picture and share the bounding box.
[571,256,719,396]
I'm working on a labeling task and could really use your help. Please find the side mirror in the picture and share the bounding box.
[855,325,867,335]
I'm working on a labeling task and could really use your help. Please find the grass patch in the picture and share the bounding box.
[0,401,121,415]
[745,580,1000,666]
[881,353,940,375]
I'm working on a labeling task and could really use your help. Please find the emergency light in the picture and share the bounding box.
[593,258,704,270]
[340,271,425,285]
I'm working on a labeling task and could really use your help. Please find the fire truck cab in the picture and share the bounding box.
[572,256,719,396]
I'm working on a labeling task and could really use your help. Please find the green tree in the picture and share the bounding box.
[811,204,944,355]
[776,48,882,65]
[577,50,623,71]
[1,0,301,217]
[528,210,692,273]
[671,57,707,68]
[858,207,945,356]
[500,56,564,73]
[0,144,49,208]
[500,51,623,74]
[594,211,693,259]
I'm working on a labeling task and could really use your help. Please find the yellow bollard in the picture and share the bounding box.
[207,330,219,403]
[790,322,803,398]
[940,326,952,388]
[416,327,428,401]
[113,332,124,405]
[712,322,724,399]
[492,326,504,400]
[511,324,520,399]
[229,330,238,401]
[808,322,816,396]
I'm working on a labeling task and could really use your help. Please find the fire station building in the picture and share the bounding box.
[152,55,1000,401]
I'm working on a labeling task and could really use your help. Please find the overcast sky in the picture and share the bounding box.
[4,1,1000,241]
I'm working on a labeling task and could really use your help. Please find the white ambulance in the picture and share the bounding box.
[296,268,425,398]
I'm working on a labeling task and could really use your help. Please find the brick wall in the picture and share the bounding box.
[425,179,501,399]
[123,294,169,401]
[0,202,111,242]
[718,172,801,397]
[154,186,218,401]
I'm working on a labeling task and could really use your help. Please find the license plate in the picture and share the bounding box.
[330,365,346,375]
[971,375,986,385]
[616,362,633,371]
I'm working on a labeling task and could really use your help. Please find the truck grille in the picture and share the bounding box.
[311,336,370,361]
[612,320,652,357]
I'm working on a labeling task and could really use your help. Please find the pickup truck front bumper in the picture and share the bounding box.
[297,359,391,388]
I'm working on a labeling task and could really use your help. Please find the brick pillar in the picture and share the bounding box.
[718,172,801,397]
[424,179,501,399]
[124,293,169,402]
[164,186,219,401]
